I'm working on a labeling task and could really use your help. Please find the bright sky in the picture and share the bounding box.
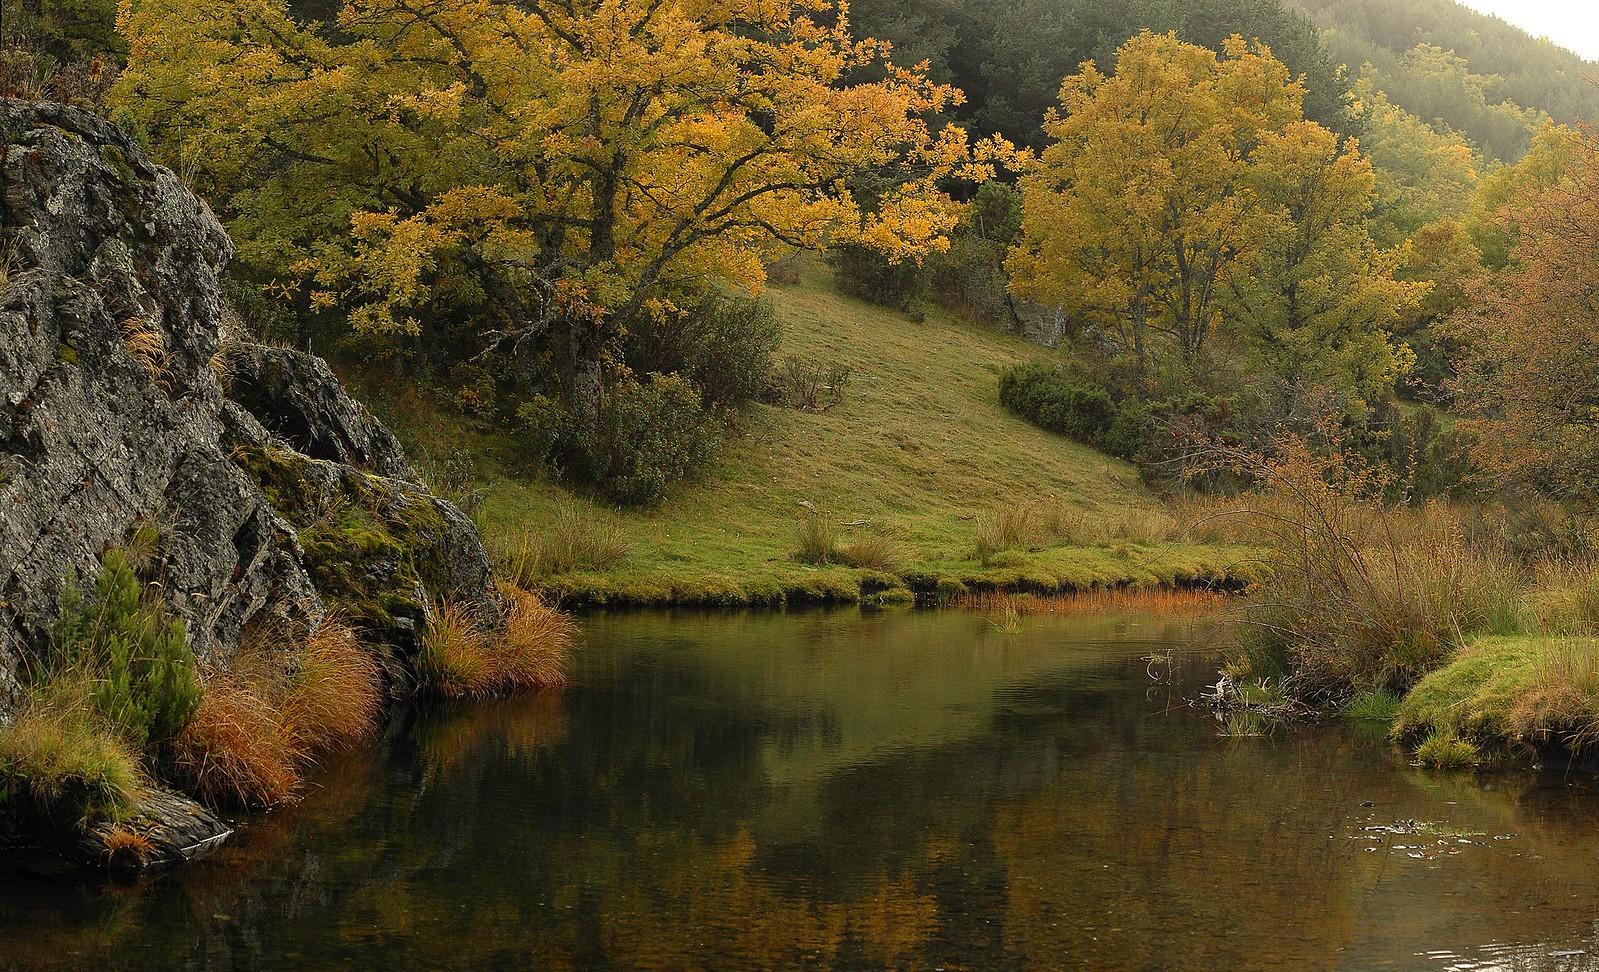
[1457,0,1599,62]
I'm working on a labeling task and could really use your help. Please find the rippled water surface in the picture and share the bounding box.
[6,608,1599,970]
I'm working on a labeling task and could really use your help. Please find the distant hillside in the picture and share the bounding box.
[1288,0,1599,158]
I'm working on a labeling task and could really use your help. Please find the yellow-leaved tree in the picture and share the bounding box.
[115,0,998,398]
[1007,31,1415,417]
[1006,31,1303,366]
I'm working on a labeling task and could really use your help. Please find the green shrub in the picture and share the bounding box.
[52,549,201,747]
[588,374,721,505]
[521,374,722,506]
[997,363,1115,446]
[628,291,781,409]
[827,244,926,312]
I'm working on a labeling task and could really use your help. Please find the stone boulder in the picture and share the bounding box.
[0,99,497,862]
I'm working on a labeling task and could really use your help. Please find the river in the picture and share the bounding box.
[4,608,1599,970]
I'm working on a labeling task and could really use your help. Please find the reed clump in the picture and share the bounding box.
[1210,437,1527,703]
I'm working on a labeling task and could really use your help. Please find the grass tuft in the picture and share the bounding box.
[119,314,170,386]
[1415,730,1480,769]
[101,825,155,869]
[280,617,383,752]
[168,615,385,809]
[837,531,905,572]
[0,687,140,824]
[418,600,492,700]
[1343,689,1402,725]
[493,502,632,583]
[793,513,841,565]
[487,584,573,692]
[418,590,574,699]
[170,674,300,809]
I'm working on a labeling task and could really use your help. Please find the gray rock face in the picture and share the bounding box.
[0,99,494,721]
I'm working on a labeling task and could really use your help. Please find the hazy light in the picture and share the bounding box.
[1456,0,1599,62]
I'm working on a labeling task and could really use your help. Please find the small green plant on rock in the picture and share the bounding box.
[1,546,200,826]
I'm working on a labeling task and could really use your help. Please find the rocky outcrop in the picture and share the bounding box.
[0,101,496,863]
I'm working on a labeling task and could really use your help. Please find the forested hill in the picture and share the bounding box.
[1288,0,1599,158]
[847,0,1353,148]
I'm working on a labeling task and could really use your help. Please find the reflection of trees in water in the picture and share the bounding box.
[10,620,1599,969]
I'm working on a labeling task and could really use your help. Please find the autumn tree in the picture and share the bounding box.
[1449,127,1599,503]
[114,0,995,412]
[1226,121,1421,416]
[1351,78,1478,249]
[1007,32,1306,367]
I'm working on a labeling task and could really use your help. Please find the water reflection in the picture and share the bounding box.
[4,608,1599,970]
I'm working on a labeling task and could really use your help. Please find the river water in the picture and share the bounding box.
[4,608,1599,970]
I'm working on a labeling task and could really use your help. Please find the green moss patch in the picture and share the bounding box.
[232,444,453,630]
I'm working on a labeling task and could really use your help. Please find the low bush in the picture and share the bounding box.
[50,548,201,748]
[628,291,781,410]
[494,503,632,583]
[827,244,926,312]
[585,374,723,506]
[520,373,723,506]
[1213,436,1526,700]
[998,363,1115,446]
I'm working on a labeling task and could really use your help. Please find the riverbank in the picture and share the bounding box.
[357,259,1257,608]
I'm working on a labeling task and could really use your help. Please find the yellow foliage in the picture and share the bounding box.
[115,0,1002,343]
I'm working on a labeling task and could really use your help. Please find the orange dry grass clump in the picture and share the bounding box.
[491,583,573,692]
[101,824,156,869]
[170,617,383,809]
[957,588,1228,616]
[419,587,573,699]
[280,619,383,751]
[170,677,299,808]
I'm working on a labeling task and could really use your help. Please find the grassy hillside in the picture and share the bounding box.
[369,259,1251,607]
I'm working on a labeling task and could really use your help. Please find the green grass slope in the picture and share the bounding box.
[383,260,1252,607]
